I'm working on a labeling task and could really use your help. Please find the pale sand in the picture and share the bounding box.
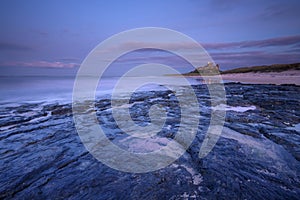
[220,70,300,85]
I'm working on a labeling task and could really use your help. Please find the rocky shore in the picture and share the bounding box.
[0,83,299,199]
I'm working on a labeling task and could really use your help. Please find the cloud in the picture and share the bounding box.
[94,35,300,55]
[241,35,300,48]
[257,2,300,20]
[1,60,79,68]
[203,35,300,50]
[211,51,300,69]
[59,57,81,62]
[93,38,300,70]
[114,54,189,66]
[286,48,300,53]
[209,0,241,11]
[34,30,49,37]
[96,41,201,54]
[0,42,33,51]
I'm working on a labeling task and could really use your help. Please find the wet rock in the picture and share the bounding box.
[0,83,299,199]
[50,104,72,116]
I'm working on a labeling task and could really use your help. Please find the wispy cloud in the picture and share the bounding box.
[203,35,300,50]
[114,54,189,67]
[211,51,300,69]
[258,2,300,20]
[204,35,300,68]
[4,35,294,70]
[209,0,241,11]
[0,42,33,51]
[33,30,49,37]
[1,61,79,68]
[90,34,300,70]
[94,35,300,54]
[286,48,300,53]
[95,41,201,54]
[58,57,81,62]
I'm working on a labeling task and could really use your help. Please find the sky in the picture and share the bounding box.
[0,0,300,76]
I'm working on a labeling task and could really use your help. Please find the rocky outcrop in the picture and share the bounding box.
[0,83,299,199]
[184,62,221,76]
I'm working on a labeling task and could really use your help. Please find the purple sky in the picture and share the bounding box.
[0,0,300,76]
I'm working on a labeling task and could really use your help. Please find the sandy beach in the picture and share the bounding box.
[221,70,300,85]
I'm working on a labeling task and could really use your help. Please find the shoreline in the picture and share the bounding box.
[184,70,300,85]
[221,70,300,85]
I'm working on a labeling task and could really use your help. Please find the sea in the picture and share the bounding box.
[0,76,205,104]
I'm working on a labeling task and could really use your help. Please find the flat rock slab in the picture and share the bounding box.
[0,83,299,199]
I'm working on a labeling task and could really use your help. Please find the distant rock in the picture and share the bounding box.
[184,62,220,76]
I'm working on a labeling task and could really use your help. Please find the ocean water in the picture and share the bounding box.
[0,76,203,104]
[0,76,76,103]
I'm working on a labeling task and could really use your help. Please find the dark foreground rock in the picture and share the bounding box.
[0,83,299,199]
